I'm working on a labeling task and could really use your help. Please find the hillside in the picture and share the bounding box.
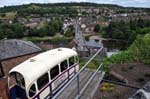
[0,2,122,12]
[0,2,150,13]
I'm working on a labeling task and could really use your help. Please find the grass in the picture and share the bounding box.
[28,4,41,10]
[0,12,17,19]
[23,34,72,44]
[79,58,101,70]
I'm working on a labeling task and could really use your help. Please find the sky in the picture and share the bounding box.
[0,0,150,8]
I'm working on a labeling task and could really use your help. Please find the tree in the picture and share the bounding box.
[0,23,25,39]
[94,24,100,32]
[64,25,74,37]
[0,30,4,39]
[47,26,55,36]
[28,28,38,36]
[1,13,6,17]
[37,27,48,37]
[64,28,73,37]
[129,34,150,64]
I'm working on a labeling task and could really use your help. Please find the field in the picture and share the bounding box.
[0,12,17,19]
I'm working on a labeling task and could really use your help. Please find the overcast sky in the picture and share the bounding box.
[0,0,150,8]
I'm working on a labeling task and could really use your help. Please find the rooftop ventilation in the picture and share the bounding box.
[58,48,62,51]
[30,59,36,62]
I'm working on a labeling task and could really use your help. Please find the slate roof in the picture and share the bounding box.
[0,39,42,60]
[85,39,103,48]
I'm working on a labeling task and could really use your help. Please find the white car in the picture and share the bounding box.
[129,81,150,99]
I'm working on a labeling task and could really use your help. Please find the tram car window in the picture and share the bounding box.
[29,84,36,98]
[69,57,75,66]
[50,65,59,79]
[60,60,68,72]
[37,73,49,90]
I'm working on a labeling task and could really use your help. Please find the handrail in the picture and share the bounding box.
[52,47,104,99]
[75,63,103,99]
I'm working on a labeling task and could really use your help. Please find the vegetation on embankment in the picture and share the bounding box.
[79,58,101,70]
[102,19,150,44]
[23,34,72,44]
[103,33,150,66]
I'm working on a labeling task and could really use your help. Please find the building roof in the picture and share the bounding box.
[85,39,103,48]
[0,39,42,60]
[9,48,78,89]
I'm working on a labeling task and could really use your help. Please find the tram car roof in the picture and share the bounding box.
[9,48,78,88]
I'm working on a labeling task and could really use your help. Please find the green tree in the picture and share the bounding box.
[0,23,25,39]
[64,28,73,37]
[94,24,100,32]
[47,26,55,36]
[1,13,6,17]
[37,27,48,37]
[64,25,74,37]
[129,34,150,63]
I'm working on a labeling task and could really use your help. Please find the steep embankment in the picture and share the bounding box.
[103,33,150,66]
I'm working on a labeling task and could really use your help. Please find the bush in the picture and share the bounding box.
[103,51,134,66]
[108,87,114,92]
[100,83,115,92]
[51,36,69,44]
[100,86,107,92]
[103,33,150,68]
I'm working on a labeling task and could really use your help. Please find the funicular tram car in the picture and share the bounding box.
[8,48,79,99]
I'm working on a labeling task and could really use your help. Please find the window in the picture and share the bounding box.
[69,57,74,66]
[16,73,25,87]
[50,65,59,79]
[60,60,68,72]
[0,63,4,78]
[37,73,49,90]
[29,84,36,98]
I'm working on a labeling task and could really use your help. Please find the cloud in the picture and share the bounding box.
[0,0,150,7]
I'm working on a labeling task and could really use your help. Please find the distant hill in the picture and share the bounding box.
[0,2,128,13]
[0,2,150,16]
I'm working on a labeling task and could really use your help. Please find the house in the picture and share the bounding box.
[0,39,42,99]
[25,22,39,28]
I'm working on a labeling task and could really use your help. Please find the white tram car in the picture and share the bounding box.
[8,48,79,99]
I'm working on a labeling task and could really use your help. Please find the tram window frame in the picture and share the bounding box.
[50,65,59,80]
[69,57,75,66]
[37,73,49,90]
[28,83,36,98]
[60,60,68,72]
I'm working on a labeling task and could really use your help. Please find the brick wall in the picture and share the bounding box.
[0,78,9,99]
[0,52,40,99]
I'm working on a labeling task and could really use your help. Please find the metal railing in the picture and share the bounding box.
[52,47,104,99]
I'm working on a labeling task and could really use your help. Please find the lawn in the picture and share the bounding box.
[0,12,17,19]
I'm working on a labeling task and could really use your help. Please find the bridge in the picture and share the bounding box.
[52,47,105,99]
